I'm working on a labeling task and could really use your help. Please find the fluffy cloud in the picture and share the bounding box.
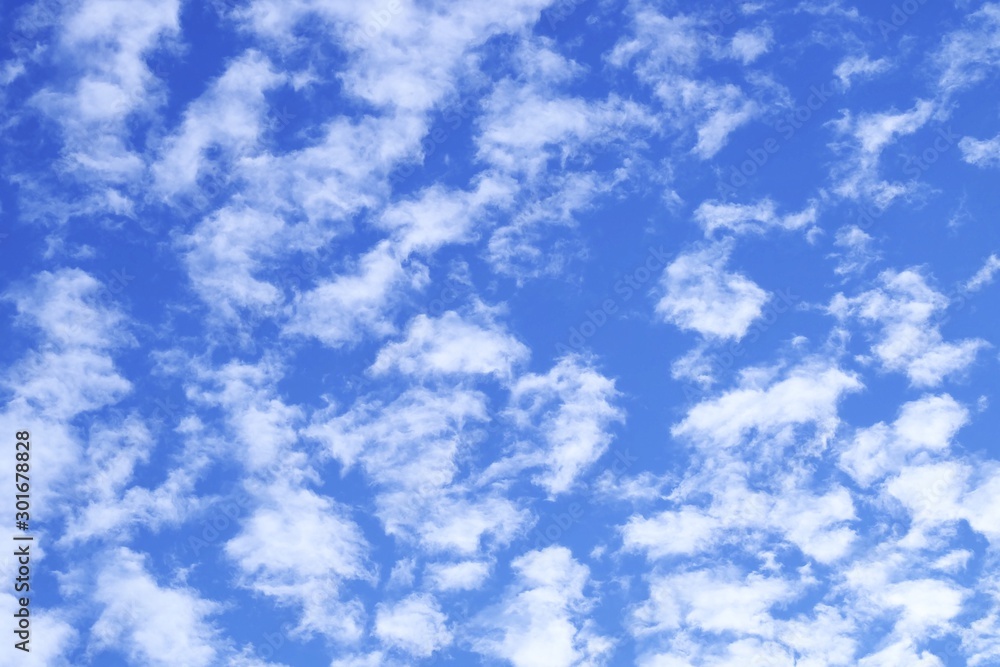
[965,254,1000,291]
[4,2,1000,666]
[829,269,986,386]
[827,100,935,206]
[0,269,134,522]
[90,548,222,667]
[834,54,892,89]
[370,310,529,380]
[959,133,1000,167]
[471,547,612,667]
[152,49,285,197]
[425,560,492,592]
[30,0,181,186]
[225,478,373,642]
[655,241,770,340]
[505,355,625,495]
[308,385,528,553]
[632,568,799,637]
[672,359,862,451]
[694,199,818,236]
[829,225,879,276]
[839,394,969,486]
[374,594,452,657]
[608,6,760,158]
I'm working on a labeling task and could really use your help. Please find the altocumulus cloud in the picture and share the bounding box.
[1,1,999,665]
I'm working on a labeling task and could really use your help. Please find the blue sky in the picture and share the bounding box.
[1,0,999,665]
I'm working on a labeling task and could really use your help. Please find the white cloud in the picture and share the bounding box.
[694,199,818,236]
[506,355,625,495]
[8,4,1000,666]
[965,254,1000,291]
[29,0,181,192]
[187,358,305,472]
[0,593,78,667]
[60,415,203,544]
[608,8,758,158]
[885,460,1000,546]
[486,172,617,281]
[962,608,1000,666]
[670,343,718,387]
[284,241,412,347]
[225,478,373,642]
[623,505,719,558]
[828,99,936,206]
[858,641,946,667]
[239,0,552,113]
[632,568,799,637]
[181,206,287,320]
[285,177,519,348]
[308,386,529,554]
[477,76,650,178]
[370,310,529,380]
[839,394,969,486]
[730,27,773,64]
[152,49,285,196]
[5,268,130,353]
[425,560,492,591]
[376,177,517,255]
[829,269,987,386]
[829,225,879,276]
[834,54,892,89]
[1,269,133,517]
[471,547,612,667]
[623,478,856,564]
[769,486,857,563]
[376,487,527,555]
[690,85,758,159]
[959,133,1000,167]
[655,241,771,340]
[474,40,655,280]
[881,579,966,635]
[931,550,972,573]
[374,594,452,657]
[309,385,488,486]
[638,602,859,666]
[852,100,936,156]
[90,548,222,667]
[330,653,388,667]
[673,360,862,451]
[935,4,1000,95]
